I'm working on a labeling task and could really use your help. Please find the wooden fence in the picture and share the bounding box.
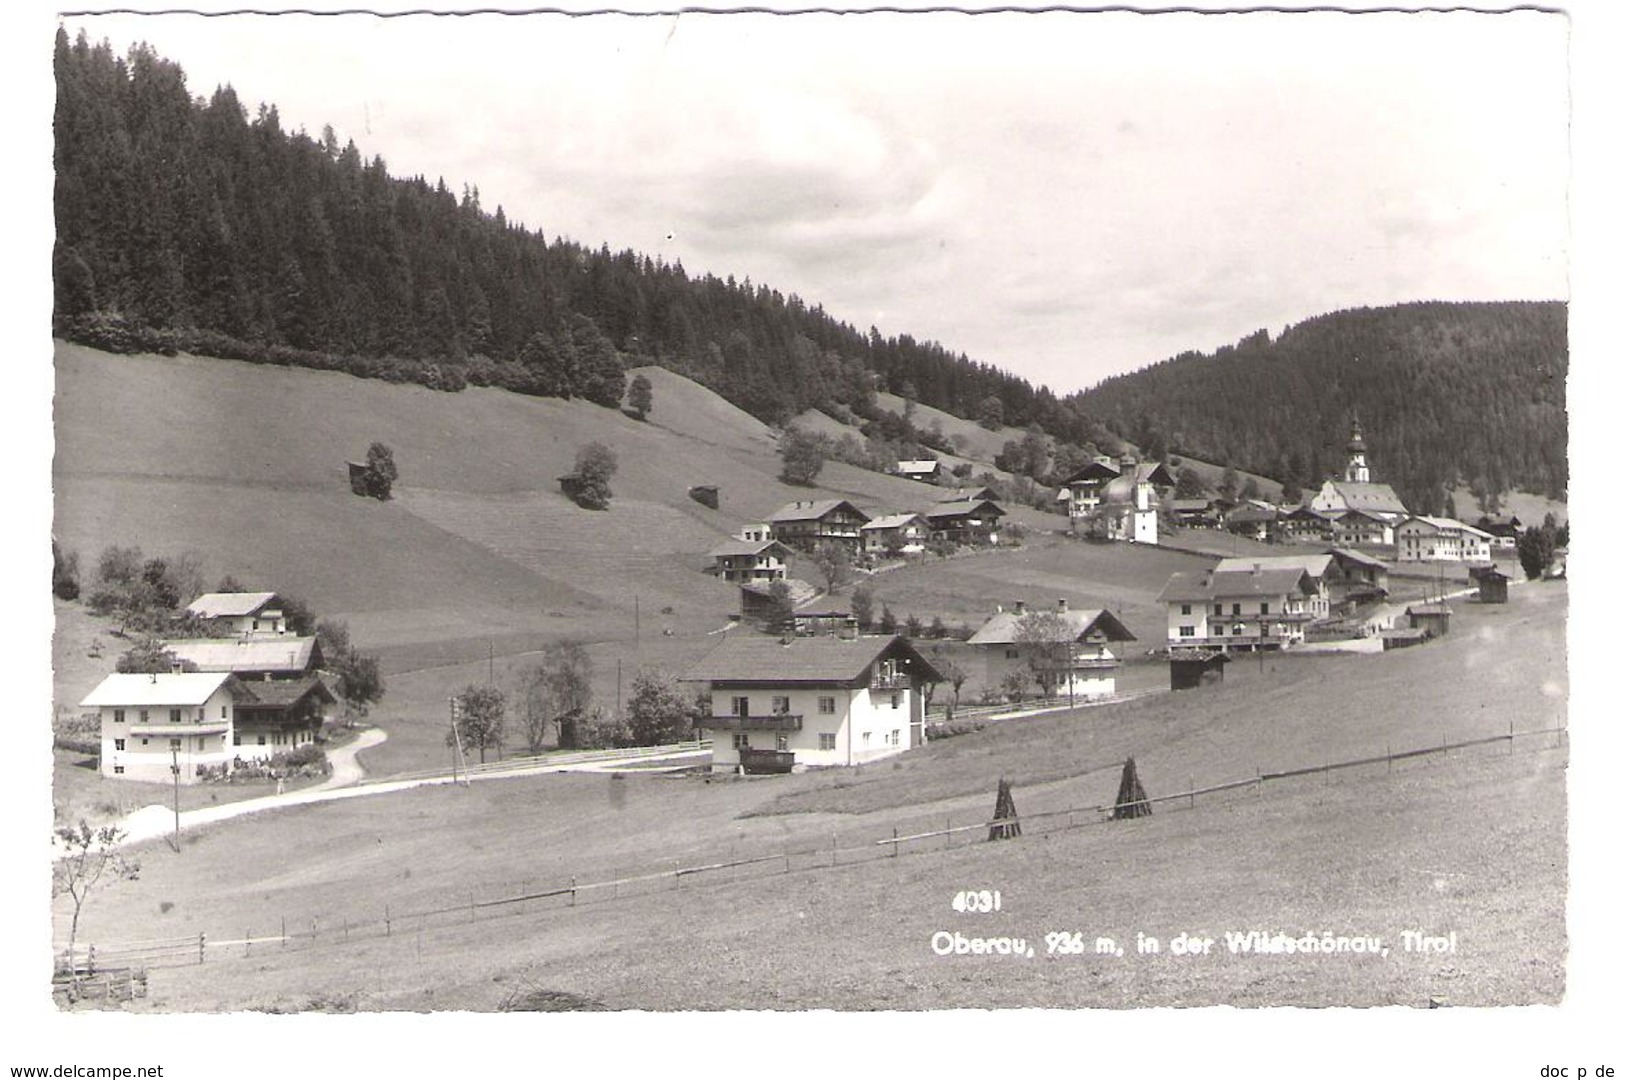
[61,722,1565,977]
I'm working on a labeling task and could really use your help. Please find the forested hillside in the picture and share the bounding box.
[51,30,1105,446]
[1072,301,1568,511]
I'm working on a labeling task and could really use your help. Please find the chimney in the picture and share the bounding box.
[1057,598,1068,614]
[1013,600,1026,615]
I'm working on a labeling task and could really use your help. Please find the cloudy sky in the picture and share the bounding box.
[55,10,1568,392]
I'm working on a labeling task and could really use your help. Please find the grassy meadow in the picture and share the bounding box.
[56,579,1567,1010]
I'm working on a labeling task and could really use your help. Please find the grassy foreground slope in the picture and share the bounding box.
[62,580,1566,1010]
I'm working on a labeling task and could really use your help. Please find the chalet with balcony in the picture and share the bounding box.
[767,499,871,551]
[1395,516,1494,564]
[684,634,943,773]
[1168,498,1221,529]
[965,599,1136,700]
[1158,564,1321,652]
[1223,501,1279,543]
[81,671,328,784]
[1475,513,1523,551]
[183,592,289,636]
[707,537,794,585]
[1328,508,1397,548]
[925,497,1005,546]
[861,512,928,556]
[1213,554,1334,621]
[1279,504,1336,543]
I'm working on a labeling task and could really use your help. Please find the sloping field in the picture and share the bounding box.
[60,581,1566,1010]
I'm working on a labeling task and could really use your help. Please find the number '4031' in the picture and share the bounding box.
[952,890,1002,913]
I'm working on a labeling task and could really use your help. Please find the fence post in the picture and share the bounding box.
[198,933,206,965]
[570,877,577,906]
[281,916,287,948]
[87,944,96,976]
[891,827,898,857]
[343,918,349,941]
[1387,743,1392,775]
[832,832,838,867]
[245,929,251,958]
[385,904,391,937]
[1188,775,1194,809]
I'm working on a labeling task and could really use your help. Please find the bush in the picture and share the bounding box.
[52,541,81,601]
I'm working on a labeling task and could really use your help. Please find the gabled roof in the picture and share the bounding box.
[683,633,944,686]
[966,608,1136,646]
[708,538,793,559]
[1134,461,1177,488]
[1169,498,1216,513]
[1399,515,1493,539]
[894,459,940,474]
[81,671,234,708]
[767,499,870,525]
[938,486,997,503]
[1322,481,1409,515]
[1224,504,1277,525]
[1061,461,1122,486]
[161,637,322,674]
[231,675,337,708]
[1406,602,1452,616]
[185,592,280,619]
[926,498,1006,522]
[861,513,925,531]
[1327,546,1391,571]
[1215,554,1333,580]
[1283,504,1333,521]
[1158,567,1315,603]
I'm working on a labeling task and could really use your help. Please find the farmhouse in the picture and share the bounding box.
[1279,504,1336,543]
[924,497,1005,546]
[81,671,328,784]
[184,591,288,636]
[1213,554,1334,620]
[767,499,870,551]
[892,459,942,484]
[861,512,928,556]
[1329,508,1398,548]
[160,636,324,680]
[685,634,943,773]
[1475,513,1523,550]
[1062,457,1174,544]
[1326,546,1391,607]
[1222,501,1279,543]
[707,537,794,584]
[965,599,1136,700]
[1168,498,1221,529]
[1395,516,1494,564]
[1158,564,1321,651]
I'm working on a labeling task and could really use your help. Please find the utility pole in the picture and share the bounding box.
[488,640,494,686]
[170,746,181,854]
[634,595,641,650]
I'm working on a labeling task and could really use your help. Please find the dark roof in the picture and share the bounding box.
[232,675,337,708]
[683,633,944,686]
[1327,546,1390,570]
[768,499,870,525]
[1224,504,1277,525]
[1406,603,1453,616]
[1323,481,1409,515]
[926,498,1006,522]
[1061,461,1121,486]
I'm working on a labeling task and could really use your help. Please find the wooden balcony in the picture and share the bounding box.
[703,713,803,732]
[869,672,910,691]
[739,748,796,774]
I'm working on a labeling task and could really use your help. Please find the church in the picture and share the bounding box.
[1309,419,1410,545]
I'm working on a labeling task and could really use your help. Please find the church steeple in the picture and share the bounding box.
[1344,416,1370,483]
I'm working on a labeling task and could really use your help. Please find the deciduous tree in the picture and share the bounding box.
[625,669,698,746]
[627,373,653,420]
[53,821,137,981]
[779,426,826,486]
[450,683,506,764]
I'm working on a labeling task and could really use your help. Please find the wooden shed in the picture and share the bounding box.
[1169,649,1229,691]
[1470,566,1510,604]
[1405,603,1452,638]
[347,461,369,496]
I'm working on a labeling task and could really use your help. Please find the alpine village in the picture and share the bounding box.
[48,30,1569,1014]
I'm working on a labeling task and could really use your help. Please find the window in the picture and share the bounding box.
[233,732,241,746]
[257,734,266,746]
[1178,626,1196,638]
[819,733,836,751]
[862,732,872,746]
[1180,604,1191,615]
[771,696,791,715]
[1213,625,1225,636]
[731,696,750,717]
[113,738,125,751]
[221,705,228,718]
[169,708,182,723]
[818,696,836,715]
[1005,647,1020,660]
[113,709,125,724]
[139,709,149,723]
[1213,604,1223,616]
[733,732,750,750]
[1232,603,1241,616]
[776,734,789,752]
[891,692,901,710]
[1260,602,1270,615]
[887,729,900,746]
[140,738,149,746]
[169,737,182,750]
[197,708,206,722]
[195,736,206,751]
[112,765,124,775]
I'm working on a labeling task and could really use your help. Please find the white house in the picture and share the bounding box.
[707,537,794,584]
[1213,554,1334,621]
[892,459,942,484]
[1158,564,1321,651]
[1394,516,1494,564]
[184,592,288,636]
[81,670,332,785]
[684,634,943,773]
[860,512,928,556]
[82,672,240,784]
[965,599,1136,700]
